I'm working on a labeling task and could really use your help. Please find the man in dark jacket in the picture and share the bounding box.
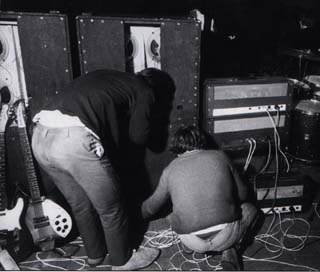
[31,68,175,269]
[141,126,259,271]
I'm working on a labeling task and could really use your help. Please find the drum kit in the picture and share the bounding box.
[283,48,320,164]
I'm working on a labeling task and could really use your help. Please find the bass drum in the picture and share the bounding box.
[290,99,320,164]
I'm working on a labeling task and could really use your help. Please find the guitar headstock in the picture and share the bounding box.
[15,100,27,129]
[0,104,9,133]
[8,99,27,129]
[0,86,12,133]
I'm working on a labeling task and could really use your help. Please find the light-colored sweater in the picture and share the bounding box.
[141,149,248,234]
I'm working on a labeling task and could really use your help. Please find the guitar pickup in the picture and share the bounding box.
[34,222,50,229]
[33,216,49,224]
[33,216,50,228]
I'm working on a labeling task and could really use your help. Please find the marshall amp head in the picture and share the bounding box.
[203,77,293,154]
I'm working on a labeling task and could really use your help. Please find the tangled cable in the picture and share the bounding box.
[143,228,180,249]
[242,211,320,270]
[243,138,257,172]
[143,228,222,270]
[255,212,310,255]
[19,251,87,271]
[265,109,290,173]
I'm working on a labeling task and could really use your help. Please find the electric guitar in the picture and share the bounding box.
[12,99,72,252]
[0,102,23,270]
[0,103,24,232]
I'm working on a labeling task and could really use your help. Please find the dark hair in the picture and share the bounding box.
[170,126,206,154]
[137,68,175,103]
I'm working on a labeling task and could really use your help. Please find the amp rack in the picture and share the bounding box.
[202,77,294,155]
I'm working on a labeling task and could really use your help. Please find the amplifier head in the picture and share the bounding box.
[252,172,315,214]
[203,77,294,154]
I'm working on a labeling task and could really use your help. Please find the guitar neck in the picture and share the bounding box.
[18,128,42,202]
[0,133,8,211]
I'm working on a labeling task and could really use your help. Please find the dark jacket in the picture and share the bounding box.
[40,69,155,153]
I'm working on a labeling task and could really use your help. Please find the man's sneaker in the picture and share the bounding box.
[221,247,242,271]
[112,247,160,270]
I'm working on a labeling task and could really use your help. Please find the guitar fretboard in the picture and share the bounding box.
[18,128,41,202]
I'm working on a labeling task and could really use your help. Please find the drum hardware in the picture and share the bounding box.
[281,48,320,62]
[280,48,320,81]
[288,78,312,102]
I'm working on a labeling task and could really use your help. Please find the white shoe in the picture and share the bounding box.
[112,247,160,270]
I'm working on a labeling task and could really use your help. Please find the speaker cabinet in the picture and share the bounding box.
[0,11,73,116]
[0,11,73,194]
[0,19,27,104]
[76,15,201,188]
[126,25,161,73]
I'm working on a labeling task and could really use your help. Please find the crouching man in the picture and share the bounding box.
[141,126,260,270]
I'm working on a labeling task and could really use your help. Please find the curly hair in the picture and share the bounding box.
[170,126,207,155]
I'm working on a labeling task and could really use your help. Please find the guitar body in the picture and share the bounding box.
[25,197,72,251]
[3,198,35,263]
[0,198,24,231]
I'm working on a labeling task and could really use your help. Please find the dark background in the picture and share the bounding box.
[1,0,320,78]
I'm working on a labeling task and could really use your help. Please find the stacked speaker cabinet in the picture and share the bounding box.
[0,11,73,193]
[0,11,73,115]
[203,77,294,156]
[76,15,201,188]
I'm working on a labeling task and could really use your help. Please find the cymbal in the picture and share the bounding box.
[288,78,311,89]
[305,75,320,87]
[280,48,320,62]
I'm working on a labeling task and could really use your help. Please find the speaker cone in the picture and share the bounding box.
[146,31,160,63]
[0,31,9,64]
[126,35,139,59]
